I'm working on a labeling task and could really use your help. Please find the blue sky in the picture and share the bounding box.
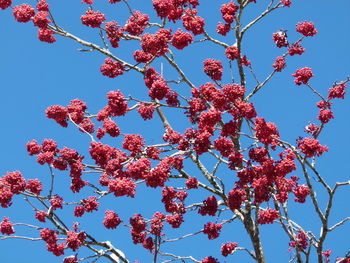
[0,0,349,262]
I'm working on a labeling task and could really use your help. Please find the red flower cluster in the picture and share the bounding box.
[36,0,49,11]
[141,28,172,57]
[13,4,35,23]
[296,21,317,37]
[108,177,136,197]
[228,188,246,211]
[150,212,165,236]
[328,83,346,100]
[0,0,11,10]
[272,30,288,48]
[125,10,149,36]
[152,0,199,22]
[272,56,286,72]
[258,209,280,224]
[0,217,14,235]
[280,0,292,7]
[40,228,65,256]
[100,58,125,78]
[203,59,223,81]
[161,186,187,214]
[297,137,328,157]
[220,1,239,24]
[288,43,305,56]
[171,28,193,49]
[217,22,230,36]
[198,196,218,216]
[182,9,205,35]
[254,118,280,148]
[292,67,313,85]
[221,242,238,257]
[203,222,223,240]
[225,46,240,60]
[81,9,106,28]
[26,179,43,195]
[103,210,121,229]
[138,103,155,120]
[202,256,219,263]
[185,177,199,189]
[289,231,309,250]
[66,231,86,251]
[293,184,310,203]
[105,21,123,48]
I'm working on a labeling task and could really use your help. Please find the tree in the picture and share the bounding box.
[0,0,349,262]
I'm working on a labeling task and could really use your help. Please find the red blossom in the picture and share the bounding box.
[26,179,43,195]
[225,46,240,60]
[0,0,11,10]
[296,21,317,37]
[258,209,280,224]
[203,222,223,240]
[0,217,14,235]
[36,0,49,11]
[13,4,35,23]
[272,56,286,72]
[125,11,149,36]
[171,28,193,49]
[138,103,155,120]
[202,257,219,263]
[220,1,239,24]
[198,196,218,216]
[100,58,125,78]
[108,177,136,197]
[81,9,106,28]
[292,67,314,85]
[272,30,288,48]
[328,83,346,99]
[203,59,223,81]
[182,9,205,35]
[288,42,305,56]
[103,210,121,229]
[297,137,328,157]
[50,195,63,210]
[217,22,231,36]
[221,242,238,257]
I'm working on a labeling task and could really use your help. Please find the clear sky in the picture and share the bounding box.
[0,0,349,262]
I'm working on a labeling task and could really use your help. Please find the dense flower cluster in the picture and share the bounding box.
[297,137,328,157]
[141,28,172,57]
[100,58,125,78]
[289,231,309,250]
[171,28,193,49]
[258,209,280,224]
[272,56,286,72]
[202,256,219,263]
[0,0,11,10]
[288,43,305,56]
[203,59,223,81]
[225,46,240,60]
[203,222,223,240]
[182,9,205,35]
[292,67,313,85]
[13,4,35,23]
[296,21,317,37]
[272,30,288,48]
[198,196,218,216]
[125,10,149,36]
[221,242,238,257]
[328,83,346,100]
[81,9,106,28]
[0,217,14,235]
[103,210,121,229]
